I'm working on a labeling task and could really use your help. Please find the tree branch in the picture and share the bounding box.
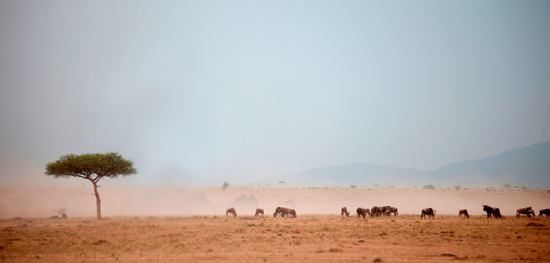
[72,174,89,180]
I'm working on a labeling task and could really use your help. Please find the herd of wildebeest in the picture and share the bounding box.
[225,205,550,219]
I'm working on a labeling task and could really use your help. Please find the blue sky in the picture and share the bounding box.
[1,1,549,186]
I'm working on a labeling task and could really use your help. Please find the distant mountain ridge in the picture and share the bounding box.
[429,141,550,187]
[259,141,550,188]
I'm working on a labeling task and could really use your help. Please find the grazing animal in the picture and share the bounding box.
[341,207,350,217]
[364,208,371,217]
[421,208,435,219]
[356,207,370,218]
[371,206,383,217]
[516,207,535,218]
[539,209,550,218]
[288,209,297,218]
[459,209,469,219]
[381,206,393,216]
[273,207,291,218]
[226,207,237,217]
[255,208,264,217]
[53,208,66,216]
[386,206,398,217]
[482,205,501,219]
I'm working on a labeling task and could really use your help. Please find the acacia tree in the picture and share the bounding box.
[45,152,137,219]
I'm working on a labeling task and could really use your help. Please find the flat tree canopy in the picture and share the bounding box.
[45,152,137,219]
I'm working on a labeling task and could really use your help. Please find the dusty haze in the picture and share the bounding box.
[1,186,549,219]
[2,1,550,187]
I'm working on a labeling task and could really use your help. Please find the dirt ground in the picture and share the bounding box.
[1,214,550,263]
[1,187,550,262]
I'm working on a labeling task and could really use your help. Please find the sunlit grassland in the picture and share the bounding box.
[1,215,550,262]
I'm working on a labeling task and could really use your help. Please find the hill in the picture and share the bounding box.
[259,141,550,188]
[428,141,550,188]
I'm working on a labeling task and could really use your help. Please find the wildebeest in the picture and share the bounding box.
[273,207,291,218]
[356,207,370,218]
[421,208,435,219]
[459,209,469,219]
[341,207,350,217]
[482,205,501,218]
[371,206,383,217]
[381,206,392,216]
[226,207,237,217]
[255,208,264,217]
[53,208,66,216]
[539,209,550,218]
[364,208,371,217]
[385,206,398,217]
[288,209,297,218]
[516,207,535,218]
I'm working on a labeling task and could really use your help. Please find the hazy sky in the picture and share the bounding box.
[1,1,549,186]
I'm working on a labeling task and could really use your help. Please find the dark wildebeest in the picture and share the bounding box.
[288,209,297,218]
[386,206,398,217]
[381,206,390,216]
[255,208,264,217]
[356,207,370,218]
[459,209,469,219]
[539,209,550,218]
[482,205,501,218]
[421,208,435,219]
[371,206,383,217]
[53,208,66,216]
[341,207,350,217]
[226,207,237,217]
[516,207,535,218]
[364,208,371,217]
[273,207,291,218]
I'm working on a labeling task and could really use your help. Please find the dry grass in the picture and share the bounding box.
[1,214,550,262]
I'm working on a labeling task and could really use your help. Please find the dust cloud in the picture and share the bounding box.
[1,186,549,219]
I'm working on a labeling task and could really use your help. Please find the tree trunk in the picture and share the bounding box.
[92,181,102,220]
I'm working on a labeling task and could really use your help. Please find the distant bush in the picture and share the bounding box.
[350,185,357,188]
[422,185,435,190]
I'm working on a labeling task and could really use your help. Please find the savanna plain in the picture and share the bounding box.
[1,187,550,262]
